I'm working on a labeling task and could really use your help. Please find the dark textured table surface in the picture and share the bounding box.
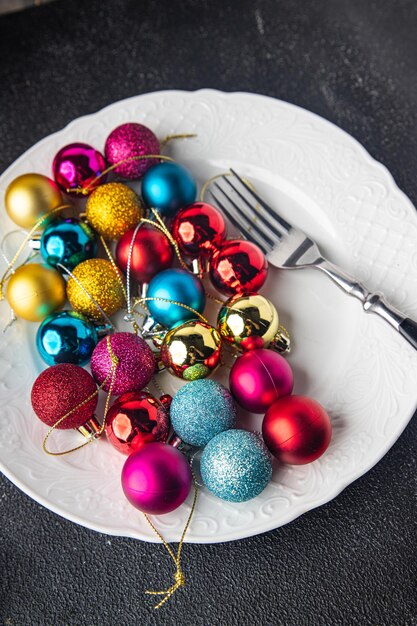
[1,1,417,625]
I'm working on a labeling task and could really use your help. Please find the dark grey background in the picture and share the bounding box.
[1,1,416,625]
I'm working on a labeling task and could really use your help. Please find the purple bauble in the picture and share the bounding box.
[90,332,155,395]
[229,348,294,414]
[104,123,160,180]
[52,142,107,194]
[121,442,193,514]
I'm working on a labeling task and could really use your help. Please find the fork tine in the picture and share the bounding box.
[208,189,270,255]
[213,182,277,249]
[229,168,292,233]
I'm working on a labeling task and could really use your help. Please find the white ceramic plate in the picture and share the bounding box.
[1,90,417,544]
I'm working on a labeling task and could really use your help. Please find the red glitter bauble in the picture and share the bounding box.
[262,395,332,465]
[105,391,170,455]
[115,225,173,285]
[31,363,98,429]
[209,239,268,295]
[104,123,160,179]
[171,202,227,258]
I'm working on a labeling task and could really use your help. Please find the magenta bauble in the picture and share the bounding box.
[52,142,107,194]
[229,348,293,413]
[121,442,193,514]
[104,123,160,179]
[90,332,155,395]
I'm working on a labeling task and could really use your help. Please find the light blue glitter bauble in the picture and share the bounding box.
[147,268,206,328]
[200,429,272,502]
[141,162,196,218]
[170,380,237,447]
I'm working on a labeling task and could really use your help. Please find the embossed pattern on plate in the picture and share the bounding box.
[1,90,417,543]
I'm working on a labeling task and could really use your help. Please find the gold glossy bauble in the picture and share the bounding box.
[67,258,125,320]
[161,319,222,380]
[217,293,279,350]
[6,263,66,322]
[85,182,143,240]
[5,173,63,229]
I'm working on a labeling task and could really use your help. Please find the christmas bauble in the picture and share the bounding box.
[217,293,279,351]
[147,268,206,328]
[85,182,143,240]
[200,430,272,502]
[31,363,98,429]
[115,225,173,285]
[40,217,97,271]
[6,263,66,322]
[171,202,227,258]
[36,310,99,366]
[105,391,170,455]
[141,162,196,218]
[121,442,192,514]
[170,379,236,447]
[161,320,222,380]
[262,395,332,464]
[90,332,155,395]
[52,142,107,194]
[67,258,125,320]
[229,348,293,413]
[5,173,63,229]
[104,123,160,179]
[209,239,268,295]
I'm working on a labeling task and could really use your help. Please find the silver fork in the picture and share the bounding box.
[209,169,417,351]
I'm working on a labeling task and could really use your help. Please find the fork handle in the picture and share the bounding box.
[316,259,417,350]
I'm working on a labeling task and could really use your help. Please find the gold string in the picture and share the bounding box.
[143,207,188,270]
[133,296,209,325]
[160,133,197,148]
[42,336,119,456]
[66,155,176,196]
[144,478,198,609]
[99,235,128,304]
[0,204,71,300]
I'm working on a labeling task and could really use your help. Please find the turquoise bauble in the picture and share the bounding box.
[40,217,97,271]
[141,162,196,218]
[170,380,236,447]
[36,310,99,366]
[147,268,206,328]
[200,430,272,502]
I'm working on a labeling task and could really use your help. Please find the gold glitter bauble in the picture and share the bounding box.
[161,320,222,380]
[5,173,63,229]
[6,263,66,322]
[85,182,143,240]
[67,258,125,320]
[217,293,279,350]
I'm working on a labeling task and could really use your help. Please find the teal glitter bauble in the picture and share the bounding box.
[200,429,272,502]
[170,379,237,447]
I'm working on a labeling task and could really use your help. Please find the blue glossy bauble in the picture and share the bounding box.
[200,430,272,502]
[40,217,97,271]
[147,268,206,328]
[170,380,237,447]
[141,162,197,218]
[36,310,99,366]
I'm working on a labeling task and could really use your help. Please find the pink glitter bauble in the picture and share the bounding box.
[121,442,193,514]
[229,348,294,414]
[90,332,156,395]
[31,363,97,429]
[52,142,107,194]
[104,123,160,179]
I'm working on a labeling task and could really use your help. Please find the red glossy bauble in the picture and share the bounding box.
[171,202,227,258]
[262,395,332,464]
[105,391,170,455]
[31,363,97,429]
[115,225,174,285]
[209,239,268,295]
